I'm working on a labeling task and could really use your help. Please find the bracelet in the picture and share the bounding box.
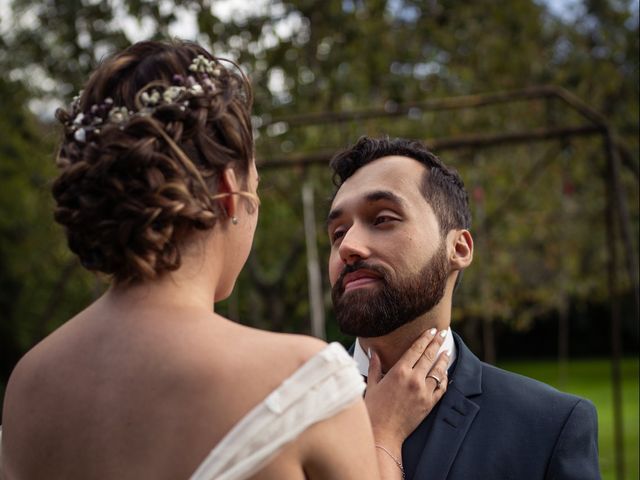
[375,444,405,479]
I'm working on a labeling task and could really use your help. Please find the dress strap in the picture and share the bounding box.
[190,342,365,480]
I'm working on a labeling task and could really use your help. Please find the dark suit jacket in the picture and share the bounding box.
[357,333,601,480]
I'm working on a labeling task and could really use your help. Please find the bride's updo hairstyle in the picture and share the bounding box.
[53,40,254,283]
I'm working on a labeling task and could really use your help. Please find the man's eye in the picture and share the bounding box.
[331,229,345,243]
[374,216,396,225]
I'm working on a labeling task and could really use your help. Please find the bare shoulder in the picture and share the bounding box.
[3,322,70,402]
[1,319,83,470]
[3,344,38,408]
[272,332,329,363]
[233,326,329,371]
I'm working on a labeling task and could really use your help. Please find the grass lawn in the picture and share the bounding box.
[498,357,639,480]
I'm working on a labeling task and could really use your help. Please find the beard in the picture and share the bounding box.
[331,241,449,338]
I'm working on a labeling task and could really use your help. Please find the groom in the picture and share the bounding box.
[326,136,600,480]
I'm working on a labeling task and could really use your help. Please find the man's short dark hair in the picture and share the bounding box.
[330,136,471,234]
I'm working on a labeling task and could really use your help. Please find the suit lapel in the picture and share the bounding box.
[409,388,479,479]
[410,333,483,480]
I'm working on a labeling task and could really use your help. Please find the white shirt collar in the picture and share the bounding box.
[353,327,457,377]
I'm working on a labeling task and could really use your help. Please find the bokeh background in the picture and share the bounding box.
[0,1,638,478]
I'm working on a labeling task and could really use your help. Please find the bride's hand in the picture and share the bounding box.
[365,328,449,447]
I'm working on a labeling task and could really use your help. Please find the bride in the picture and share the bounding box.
[0,40,449,480]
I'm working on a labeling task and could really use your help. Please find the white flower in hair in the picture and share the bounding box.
[189,54,219,75]
[74,128,87,143]
[63,55,229,142]
[140,90,161,107]
[163,86,185,103]
[189,84,204,95]
[108,107,130,124]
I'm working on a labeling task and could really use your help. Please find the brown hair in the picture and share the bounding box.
[53,39,254,283]
[330,136,471,233]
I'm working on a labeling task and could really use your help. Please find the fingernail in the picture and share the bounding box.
[429,328,437,336]
[367,347,372,359]
[439,330,448,338]
[443,351,450,357]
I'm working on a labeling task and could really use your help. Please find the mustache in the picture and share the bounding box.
[335,260,389,293]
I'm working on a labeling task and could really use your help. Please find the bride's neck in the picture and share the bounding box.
[105,240,223,313]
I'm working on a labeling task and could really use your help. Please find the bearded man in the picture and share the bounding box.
[326,136,600,480]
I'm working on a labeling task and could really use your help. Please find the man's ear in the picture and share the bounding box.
[449,229,473,271]
[219,167,240,219]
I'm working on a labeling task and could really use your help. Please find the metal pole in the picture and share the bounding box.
[302,182,326,339]
[607,139,640,323]
[604,133,625,480]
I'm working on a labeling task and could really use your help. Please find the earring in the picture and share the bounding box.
[231,216,238,225]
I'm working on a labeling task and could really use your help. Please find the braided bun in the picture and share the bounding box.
[53,40,254,283]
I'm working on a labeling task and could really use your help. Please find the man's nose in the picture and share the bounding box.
[338,225,370,264]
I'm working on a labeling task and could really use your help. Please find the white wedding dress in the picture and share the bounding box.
[0,343,365,480]
[190,342,365,479]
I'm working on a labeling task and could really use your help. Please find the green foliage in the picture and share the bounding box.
[0,0,637,380]
[0,77,95,383]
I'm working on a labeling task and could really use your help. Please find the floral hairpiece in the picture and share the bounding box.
[63,55,224,143]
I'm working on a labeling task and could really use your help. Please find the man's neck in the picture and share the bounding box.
[358,303,451,373]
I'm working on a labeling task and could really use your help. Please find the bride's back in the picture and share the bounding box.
[2,298,334,479]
